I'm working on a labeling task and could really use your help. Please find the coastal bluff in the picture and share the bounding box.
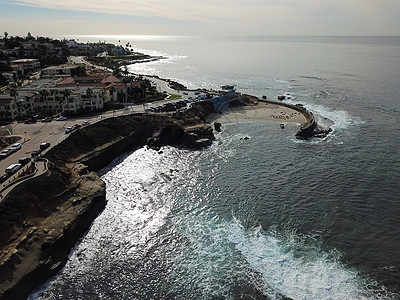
[0,102,215,300]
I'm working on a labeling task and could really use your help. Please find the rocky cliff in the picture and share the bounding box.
[0,102,215,299]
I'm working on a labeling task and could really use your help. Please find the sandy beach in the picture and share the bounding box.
[206,101,307,125]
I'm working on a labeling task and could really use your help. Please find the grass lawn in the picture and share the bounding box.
[168,94,182,100]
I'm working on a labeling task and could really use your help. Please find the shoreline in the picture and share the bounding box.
[0,60,321,298]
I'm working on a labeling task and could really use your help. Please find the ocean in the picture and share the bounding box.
[32,36,400,299]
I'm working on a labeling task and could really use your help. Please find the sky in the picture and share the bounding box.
[0,0,399,37]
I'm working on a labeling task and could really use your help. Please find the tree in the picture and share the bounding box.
[121,66,129,77]
[86,87,94,112]
[39,89,49,112]
[109,85,116,102]
[9,86,18,102]
[0,62,12,72]
[109,85,117,116]
[3,32,8,39]
[60,89,71,114]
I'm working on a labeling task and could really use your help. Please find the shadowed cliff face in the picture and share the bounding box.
[45,105,215,169]
[0,103,216,300]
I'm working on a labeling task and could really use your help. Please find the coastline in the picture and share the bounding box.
[0,71,319,299]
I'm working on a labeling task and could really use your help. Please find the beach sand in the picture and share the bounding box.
[206,101,307,125]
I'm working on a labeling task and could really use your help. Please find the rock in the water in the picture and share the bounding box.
[214,122,222,132]
[277,95,286,101]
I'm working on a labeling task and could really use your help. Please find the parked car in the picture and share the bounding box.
[82,121,90,126]
[31,149,43,157]
[24,118,36,124]
[39,142,50,150]
[65,127,73,134]
[0,173,10,183]
[18,157,31,165]
[56,116,67,121]
[10,143,22,152]
[41,117,52,123]
[5,163,22,175]
[0,149,12,159]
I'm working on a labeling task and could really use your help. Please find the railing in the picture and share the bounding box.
[0,158,48,201]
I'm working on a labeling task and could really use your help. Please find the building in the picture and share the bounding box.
[9,74,144,117]
[57,75,126,103]
[10,59,40,75]
[42,64,82,78]
[0,96,18,120]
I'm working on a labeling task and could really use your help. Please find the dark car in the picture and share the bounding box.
[31,149,43,157]
[39,142,50,150]
[0,173,10,184]
[18,157,31,165]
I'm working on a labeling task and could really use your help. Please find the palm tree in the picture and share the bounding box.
[39,89,49,113]
[109,86,116,117]
[60,89,71,114]
[86,87,94,112]
[9,86,18,102]
[3,32,8,40]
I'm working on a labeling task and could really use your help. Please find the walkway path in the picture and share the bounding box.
[0,158,48,203]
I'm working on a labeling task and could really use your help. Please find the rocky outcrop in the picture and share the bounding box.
[214,122,222,132]
[295,115,318,139]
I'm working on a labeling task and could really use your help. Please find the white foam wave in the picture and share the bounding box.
[174,213,389,299]
[228,218,388,300]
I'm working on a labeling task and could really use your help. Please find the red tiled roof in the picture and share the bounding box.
[102,75,121,84]
[57,77,75,86]
[105,83,125,90]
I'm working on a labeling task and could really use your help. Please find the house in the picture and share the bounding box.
[0,96,18,120]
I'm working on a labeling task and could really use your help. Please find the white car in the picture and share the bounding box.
[5,163,22,175]
[56,116,67,121]
[0,149,12,159]
[10,143,22,152]
[65,127,73,134]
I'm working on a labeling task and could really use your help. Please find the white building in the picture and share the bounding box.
[10,59,40,75]
[42,65,81,78]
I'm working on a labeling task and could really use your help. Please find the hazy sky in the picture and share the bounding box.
[1,0,399,36]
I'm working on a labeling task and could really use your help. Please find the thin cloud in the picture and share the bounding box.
[3,0,400,35]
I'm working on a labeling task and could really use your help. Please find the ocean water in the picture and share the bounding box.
[33,36,400,299]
